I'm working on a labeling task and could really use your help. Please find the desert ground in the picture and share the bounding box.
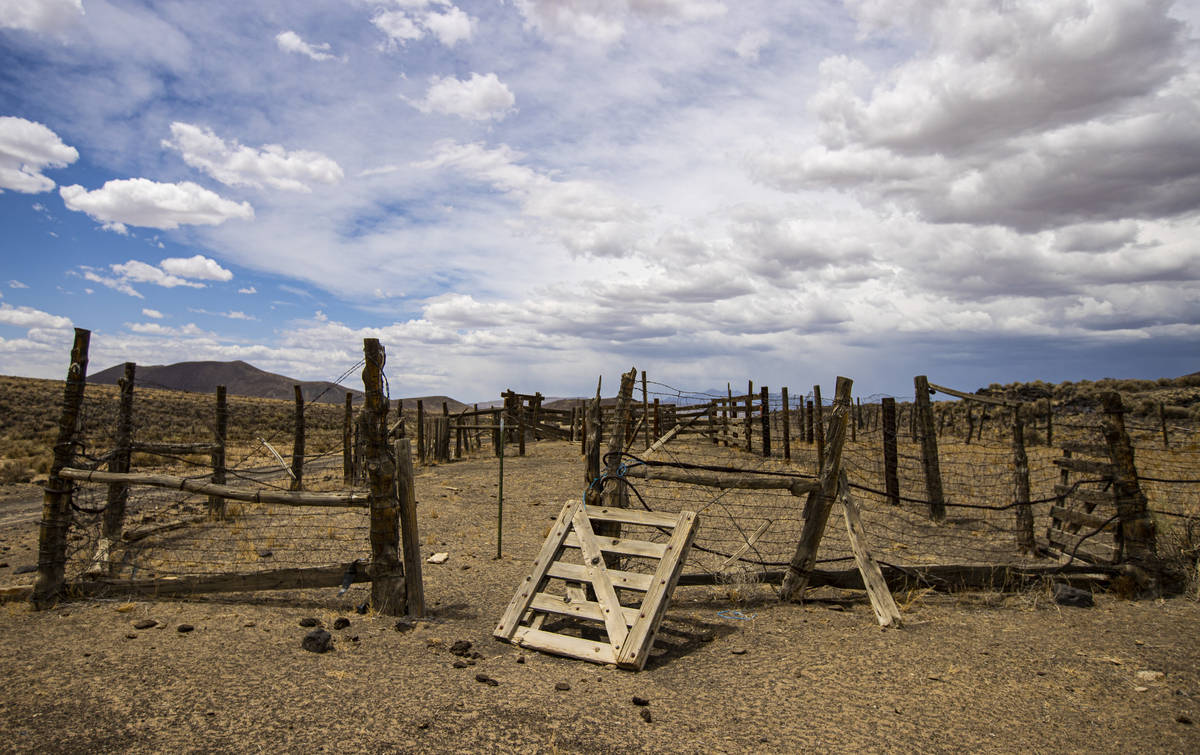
[1,440,1198,754]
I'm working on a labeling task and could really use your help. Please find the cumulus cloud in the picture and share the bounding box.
[162,122,343,192]
[8,280,29,289]
[0,302,71,330]
[160,254,233,282]
[372,2,473,47]
[141,308,164,319]
[275,30,339,62]
[238,286,257,294]
[79,255,233,299]
[0,116,79,193]
[752,0,1199,233]
[514,0,726,44]
[424,5,472,46]
[412,74,516,121]
[60,178,254,229]
[0,0,83,34]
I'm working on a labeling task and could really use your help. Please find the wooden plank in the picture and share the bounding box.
[927,382,1017,407]
[494,500,581,639]
[717,520,773,570]
[622,465,818,496]
[839,473,902,628]
[1057,442,1110,457]
[529,593,641,625]
[1050,505,1116,532]
[585,506,686,529]
[546,561,653,592]
[1052,457,1114,477]
[59,468,370,507]
[563,532,667,559]
[511,626,618,666]
[1054,484,1114,509]
[63,562,371,598]
[570,507,631,651]
[395,438,425,618]
[618,510,698,669]
[131,441,222,455]
[1047,528,1118,563]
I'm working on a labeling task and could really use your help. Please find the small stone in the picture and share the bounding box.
[731,648,747,655]
[471,651,483,659]
[1177,715,1193,725]
[299,617,321,628]
[0,562,8,568]
[302,629,333,653]
[555,682,571,691]
[417,721,430,730]
[125,633,138,640]
[427,552,449,564]
[516,656,525,664]
[460,564,470,571]
[1134,686,1149,692]
[452,661,468,669]
[256,548,273,558]
[826,604,845,612]
[393,619,415,633]
[13,564,36,575]
[243,621,256,628]
[699,634,715,643]
[177,624,194,633]
[632,696,650,706]
[333,617,350,630]
[475,673,499,686]
[132,619,158,630]
[1052,583,1094,608]
[1136,670,1165,682]
[356,603,369,615]
[449,640,473,657]
[349,636,359,643]
[640,709,653,723]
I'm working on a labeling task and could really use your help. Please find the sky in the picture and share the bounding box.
[1,0,1198,403]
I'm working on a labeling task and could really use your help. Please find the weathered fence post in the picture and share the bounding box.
[93,362,134,575]
[882,397,900,506]
[781,376,853,601]
[598,369,636,566]
[726,383,734,445]
[745,379,753,453]
[1011,405,1034,554]
[1100,392,1157,566]
[849,394,857,443]
[416,400,426,464]
[362,338,405,616]
[806,399,814,444]
[642,370,651,449]
[965,405,975,445]
[914,376,946,521]
[394,438,425,617]
[209,385,227,517]
[653,398,662,442]
[289,385,305,491]
[760,385,771,458]
[33,327,90,609]
[1159,402,1170,449]
[781,387,791,461]
[1044,398,1053,446]
[343,392,354,484]
[813,385,825,473]
[585,381,603,508]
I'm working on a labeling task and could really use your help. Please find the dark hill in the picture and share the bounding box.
[89,360,364,405]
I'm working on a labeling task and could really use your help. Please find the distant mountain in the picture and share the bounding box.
[89,360,365,405]
[394,396,470,413]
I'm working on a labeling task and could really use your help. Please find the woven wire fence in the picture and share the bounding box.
[60,360,372,589]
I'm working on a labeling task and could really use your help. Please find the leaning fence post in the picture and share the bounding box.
[91,361,135,576]
[290,385,305,491]
[33,327,90,609]
[1011,405,1034,554]
[209,385,227,517]
[1100,392,1157,566]
[394,438,425,617]
[781,376,853,601]
[343,392,354,484]
[363,338,405,616]
[914,376,946,521]
[882,397,900,506]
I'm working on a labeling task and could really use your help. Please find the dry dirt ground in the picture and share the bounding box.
[1,441,1198,753]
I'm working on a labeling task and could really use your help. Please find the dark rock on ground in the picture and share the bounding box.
[302,629,333,653]
[176,624,194,633]
[133,619,158,630]
[1053,583,1094,608]
[333,617,350,630]
[449,640,472,656]
[299,617,321,627]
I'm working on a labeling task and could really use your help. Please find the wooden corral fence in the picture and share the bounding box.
[25,330,424,616]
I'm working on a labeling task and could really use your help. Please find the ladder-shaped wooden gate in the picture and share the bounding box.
[1049,443,1120,564]
[494,500,698,671]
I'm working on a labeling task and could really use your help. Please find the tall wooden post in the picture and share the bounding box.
[362,338,405,616]
[849,395,857,443]
[781,376,853,601]
[1011,405,1034,554]
[641,370,651,449]
[1045,398,1053,446]
[745,380,754,453]
[1100,392,1157,566]
[781,387,791,461]
[813,385,825,473]
[882,397,900,506]
[93,362,134,576]
[653,398,661,441]
[806,399,814,444]
[33,327,90,609]
[965,405,975,445]
[1158,402,1170,449]
[585,382,603,508]
[416,400,426,464]
[726,383,734,446]
[343,392,354,484]
[394,438,425,617]
[760,386,771,458]
[913,376,945,521]
[209,385,227,516]
[290,385,305,491]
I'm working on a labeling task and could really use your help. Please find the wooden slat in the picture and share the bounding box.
[839,475,902,628]
[1047,528,1118,563]
[1050,505,1116,532]
[1057,442,1111,457]
[546,561,654,592]
[61,563,371,598]
[622,466,819,496]
[1052,457,1114,477]
[494,500,581,639]
[529,593,641,625]
[927,382,1017,407]
[617,511,698,669]
[1054,485,1114,508]
[59,468,369,507]
[563,532,667,559]
[511,626,618,665]
[585,506,684,529]
[130,441,222,455]
[570,507,630,651]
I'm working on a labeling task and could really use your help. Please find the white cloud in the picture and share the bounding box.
[0,0,83,34]
[514,0,727,44]
[162,122,343,193]
[275,30,339,62]
[424,5,472,46]
[371,2,473,47]
[60,178,254,229]
[141,308,164,319]
[0,302,71,330]
[734,29,769,61]
[111,260,205,289]
[0,116,79,193]
[372,9,424,44]
[160,254,233,282]
[413,73,516,121]
[8,280,29,289]
[238,286,257,294]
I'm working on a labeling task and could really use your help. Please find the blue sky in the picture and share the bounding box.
[1,0,1198,402]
